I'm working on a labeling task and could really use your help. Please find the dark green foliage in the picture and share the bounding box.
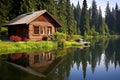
[57,0,67,33]
[97,7,102,34]
[36,0,57,18]
[115,4,120,34]
[1,0,120,36]
[19,0,36,14]
[98,7,109,35]
[73,2,81,34]
[88,0,109,36]
[66,0,76,34]
[90,0,98,31]
[36,0,46,10]
[105,2,113,34]
[52,32,66,41]
[0,0,10,34]
[8,0,36,19]
[56,0,76,34]
[80,0,90,36]
[0,0,76,35]
[8,0,22,19]
[105,2,120,34]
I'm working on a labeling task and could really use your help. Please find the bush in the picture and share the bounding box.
[66,35,71,41]
[52,32,66,41]
[24,38,29,42]
[10,35,22,42]
[57,41,64,48]
[0,27,8,36]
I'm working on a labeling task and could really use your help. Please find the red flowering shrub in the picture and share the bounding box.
[10,35,22,42]
[24,38,29,42]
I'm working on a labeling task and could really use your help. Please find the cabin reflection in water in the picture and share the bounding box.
[29,52,56,73]
[32,52,55,64]
[8,52,61,75]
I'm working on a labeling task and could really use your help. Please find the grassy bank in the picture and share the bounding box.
[0,40,86,54]
[0,41,57,54]
[0,32,88,54]
[65,41,85,46]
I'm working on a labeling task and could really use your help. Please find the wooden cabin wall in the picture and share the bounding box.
[33,14,57,32]
[29,15,56,40]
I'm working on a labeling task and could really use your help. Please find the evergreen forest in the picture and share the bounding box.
[0,0,120,36]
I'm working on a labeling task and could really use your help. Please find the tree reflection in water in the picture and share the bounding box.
[0,38,120,80]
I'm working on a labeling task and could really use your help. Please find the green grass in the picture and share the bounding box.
[70,35,83,41]
[65,41,84,47]
[0,41,57,54]
[0,40,85,54]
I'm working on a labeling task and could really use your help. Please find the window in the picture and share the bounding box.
[41,27,46,34]
[48,27,52,35]
[34,26,39,34]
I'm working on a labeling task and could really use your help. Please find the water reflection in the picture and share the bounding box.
[8,53,29,67]
[105,39,120,70]
[0,38,120,80]
[7,52,64,77]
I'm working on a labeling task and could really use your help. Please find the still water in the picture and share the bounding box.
[0,38,120,80]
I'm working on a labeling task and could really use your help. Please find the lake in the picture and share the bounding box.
[0,38,120,80]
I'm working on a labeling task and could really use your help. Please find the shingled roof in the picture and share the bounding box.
[3,10,62,27]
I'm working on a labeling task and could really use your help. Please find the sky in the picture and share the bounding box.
[70,0,120,17]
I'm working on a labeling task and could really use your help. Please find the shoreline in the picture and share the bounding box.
[0,41,86,54]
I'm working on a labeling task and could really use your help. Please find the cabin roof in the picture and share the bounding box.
[3,10,62,27]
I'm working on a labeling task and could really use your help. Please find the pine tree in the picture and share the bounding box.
[105,2,111,33]
[19,0,36,14]
[115,3,120,34]
[36,0,42,10]
[110,8,116,33]
[72,4,79,35]
[57,0,67,33]
[98,7,109,35]
[80,0,90,36]
[9,0,22,19]
[89,7,92,26]
[105,2,117,34]
[66,0,76,34]
[98,7,103,34]
[45,0,57,17]
[9,0,36,19]
[74,1,81,34]
[116,10,120,34]
[91,0,98,31]
[73,4,77,22]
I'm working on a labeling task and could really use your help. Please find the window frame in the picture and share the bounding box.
[41,27,46,35]
[33,26,39,35]
[47,27,52,35]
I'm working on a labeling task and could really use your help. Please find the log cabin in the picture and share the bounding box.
[3,10,62,41]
